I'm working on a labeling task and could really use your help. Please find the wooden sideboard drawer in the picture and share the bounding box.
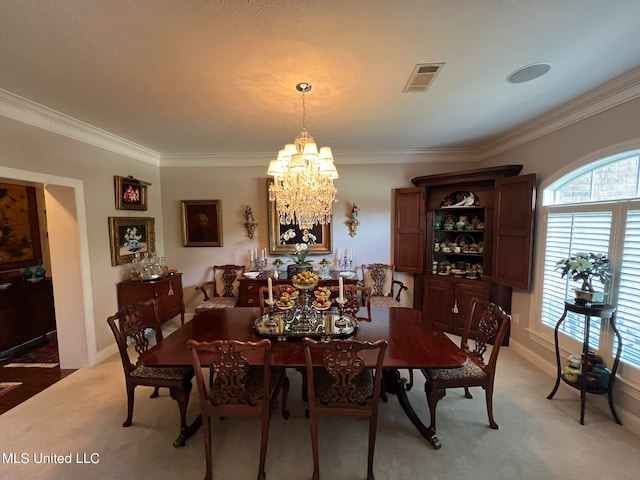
[117,273,185,325]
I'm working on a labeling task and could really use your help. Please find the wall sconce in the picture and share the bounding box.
[244,205,257,239]
[345,203,360,238]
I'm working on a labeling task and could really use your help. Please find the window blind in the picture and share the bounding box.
[616,209,640,367]
[541,211,612,348]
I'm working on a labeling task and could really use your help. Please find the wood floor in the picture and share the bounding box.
[0,340,75,415]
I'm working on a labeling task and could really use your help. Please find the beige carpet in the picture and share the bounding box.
[1,342,639,479]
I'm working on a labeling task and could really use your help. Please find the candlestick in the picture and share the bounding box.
[250,249,254,261]
[268,277,273,303]
[339,276,344,302]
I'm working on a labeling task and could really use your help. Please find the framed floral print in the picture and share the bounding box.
[267,179,332,255]
[114,176,148,211]
[108,217,155,265]
[0,183,42,270]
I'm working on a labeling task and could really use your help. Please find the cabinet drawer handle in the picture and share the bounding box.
[452,300,459,314]
[248,298,254,304]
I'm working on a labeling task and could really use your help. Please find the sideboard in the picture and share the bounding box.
[117,273,185,326]
[0,277,56,354]
[238,271,358,307]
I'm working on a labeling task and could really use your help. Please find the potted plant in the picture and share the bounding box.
[272,258,284,271]
[556,252,611,303]
[318,257,331,279]
[286,243,313,278]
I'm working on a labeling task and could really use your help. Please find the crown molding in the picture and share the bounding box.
[479,65,640,158]
[0,89,160,166]
[159,148,480,167]
[2,65,640,166]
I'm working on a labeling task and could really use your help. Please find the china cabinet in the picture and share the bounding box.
[117,273,184,326]
[394,165,536,340]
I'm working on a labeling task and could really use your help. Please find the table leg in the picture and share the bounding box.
[173,414,203,447]
[608,313,623,425]
[384,369,441,449]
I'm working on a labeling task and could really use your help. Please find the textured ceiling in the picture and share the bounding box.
[2,0,640,158]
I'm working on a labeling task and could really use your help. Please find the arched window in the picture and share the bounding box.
[539,150,640,375]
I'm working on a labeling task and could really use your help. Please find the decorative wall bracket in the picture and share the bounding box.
[345,203,360,238]
[244,205,257,239]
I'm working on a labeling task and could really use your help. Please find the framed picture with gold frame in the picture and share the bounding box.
[108,217,155,265]
[114,175,148,211]
[267,180,332,255]
[181,200,223,247]
[0,183,42,270]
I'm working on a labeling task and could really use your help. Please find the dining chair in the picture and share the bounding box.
[328,284,372,321]
[303,338,388,480]
[187,339,290,480]
[421,297,511,435]
[107,298,194,447]
[194,264,245,312]
[360,263,408,307]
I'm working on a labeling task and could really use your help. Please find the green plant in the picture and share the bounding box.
[286,243,311,266]
[556,252,611,292]
[319,258,331,265]
[272,258,284,266]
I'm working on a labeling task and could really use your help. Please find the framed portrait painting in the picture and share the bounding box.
[267,181,332,255]
[0,183,42,270]
[114,175,148,211]
[108,217,155,265]
[181,200,223,247]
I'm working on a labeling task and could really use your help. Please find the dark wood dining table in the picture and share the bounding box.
[141,306,467,449]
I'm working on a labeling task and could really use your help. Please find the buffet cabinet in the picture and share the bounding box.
[394,165,536,341]
[238,271,358,307]
[0,277,56,354]
[117,273,185,326]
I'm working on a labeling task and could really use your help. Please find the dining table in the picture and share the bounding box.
[141,306,467,449]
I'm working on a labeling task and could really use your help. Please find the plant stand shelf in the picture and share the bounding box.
[547,299,622,425]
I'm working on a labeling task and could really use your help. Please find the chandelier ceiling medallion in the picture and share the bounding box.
[268,82,338,231]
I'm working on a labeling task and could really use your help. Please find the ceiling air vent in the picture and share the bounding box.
[403,63,445,93]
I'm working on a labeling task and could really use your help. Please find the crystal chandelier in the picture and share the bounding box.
[268,83,338,231]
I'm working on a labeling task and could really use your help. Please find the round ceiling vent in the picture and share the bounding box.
[507,63,551,84]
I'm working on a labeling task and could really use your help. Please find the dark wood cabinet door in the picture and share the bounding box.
[453,281,490,337]
[494,174,536,290]
[394,187,425,273]
[117,274,184,325]
[423,277,455,332]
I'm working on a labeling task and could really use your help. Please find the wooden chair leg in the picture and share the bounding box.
[464,386,473,399]
[123,385,135,427]
[425,383,445,433]
[203,415,213,480]
[367,414,378,480]
[309,412,320,480]
[258,405,270,480]
[485,385,498,429]
[150,386,160,398]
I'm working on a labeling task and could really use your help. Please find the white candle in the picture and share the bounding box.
[268,277,273,303]
[349,248,353,261]
[337,248,341,260]
[250,249,254,261]
[262,248,266,259]
[339,276,344,302]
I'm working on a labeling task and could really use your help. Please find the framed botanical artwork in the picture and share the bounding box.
[0,183,42,270]
[267,180,332,255]
[181,200,223,247]
[114,175,148,211]
[108,217,155,265]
